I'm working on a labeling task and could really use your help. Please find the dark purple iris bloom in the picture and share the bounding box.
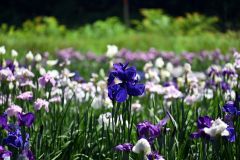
[208,67,220,77]
[3,128,23,148]
[115,143,133,152]
[190,116,212,139]
[220,81,230,91]
[0,114,8,130]
[108,63,145,102]
[226,127,236,142]
[5,60,15,73]
[222,101,238,142]
[147,152,164,160]
[18,112,35,127]
[222,69,236,77]
[197,116,212,129]
[223,101,240,115]
[137,121,160,144]
[0,146,12,159]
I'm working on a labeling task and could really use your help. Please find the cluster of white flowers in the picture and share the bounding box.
[143,51,240,107]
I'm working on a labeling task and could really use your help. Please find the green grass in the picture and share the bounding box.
[1,31,240,55]
[0,10,240,55]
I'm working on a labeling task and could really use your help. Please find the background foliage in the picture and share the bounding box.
[0,9,239,55]
[0,0,239,29]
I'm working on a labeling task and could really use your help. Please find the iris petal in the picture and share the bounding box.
[125,67,136,81]
[116,87,128,102]
[127,83,145,96]
[18,113,35,127]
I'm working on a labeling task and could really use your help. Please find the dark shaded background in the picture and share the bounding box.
[0,0,239,30]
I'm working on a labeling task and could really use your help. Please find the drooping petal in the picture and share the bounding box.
[127,83,145,96]
[116,87,128,103]
[18,113,35,127]
[226,127,236,142]
[223,101,238,115]
[124,66,136,81]
[108,84,127,102]
[108,84,121,100]
[0,114,8,129]
[3,134,23,148]
[107,71,117,86]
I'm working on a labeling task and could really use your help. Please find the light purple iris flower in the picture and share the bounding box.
[17,91,33,101]
[34,98,49,112]
[38,73,56,87]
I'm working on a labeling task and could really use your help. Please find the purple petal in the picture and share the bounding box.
[18,113,35,127]
[127,83,145,96]
[227,127,236,142]
[116,87,128,103]
[0,114,8,129]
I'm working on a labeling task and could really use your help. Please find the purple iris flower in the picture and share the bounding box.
[220,81,231,91]
[18,112,35,127]
[208,67,220,77]
[0,146,12,159]
[137,121,160,144]
[3,128,23,148]
[190,116,212,139]
[197,116,212,129]
[147,152,165,160]
[191,116,235,142]
[0,114,8,129]
[223,101,240,115]
[108,63,145,102]
[115,143,133,152]
[38,73,56,87]
[222,101,238,142]
[5,60,15,73]
[222,69,236,77]
[226,127,236,142]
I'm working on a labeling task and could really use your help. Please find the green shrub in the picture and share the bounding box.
[22,17,66,35]
[174,13,218,34]
[80,17,133,38]
[134,9,218,35]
